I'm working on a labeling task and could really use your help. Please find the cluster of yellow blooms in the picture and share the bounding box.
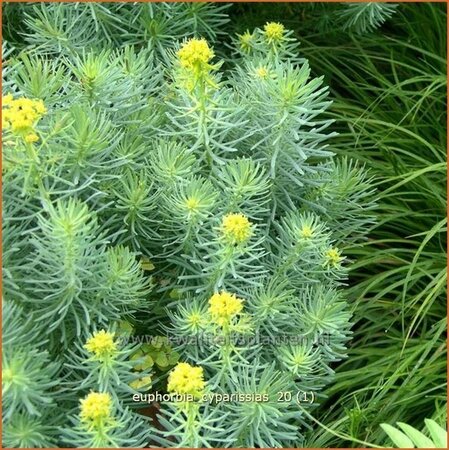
[80,392,113,425]
[167,362,205,398]
[325,247,343,267]
[221,213,253,244]
[2,94,46,143]
[208,291,244,326]
[84,330,117,360]
[263,22,285,42]
[177,38,214,71]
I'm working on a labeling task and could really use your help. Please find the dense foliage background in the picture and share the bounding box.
[2,2,447,448]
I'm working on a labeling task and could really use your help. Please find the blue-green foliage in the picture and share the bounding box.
[339,2,398,34]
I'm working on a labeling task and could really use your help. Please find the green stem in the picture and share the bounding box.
[207,244,235,291]
[184,402,200,447]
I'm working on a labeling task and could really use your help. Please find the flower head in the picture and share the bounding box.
[325,247,343,267]
[263,22,285,42]
[221,213,253,244]
[187,311,204,327]
[238,30,255,53]
[185,197,200,211]
[254,66,269,79]
[208,291,244,326]
[178,302,208,333]
[2,95,46,143]
[2,93,13,106]
[299,225,313,239]
[177,38,214,70]
[167,362,205,398]
[80,392,112,424]
[24,132,39,143]
[84,330,117,359]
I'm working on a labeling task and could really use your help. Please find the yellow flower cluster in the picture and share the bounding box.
[84,330,117,359]
[299,225,314,239]
[2,94,46,143]
[254,66,269,79]
[325,247,343,267]
[264,22,285,42]
[221,213,253,244]
[80,392,112,424]
[167,362,205,398]
[185,197,200,211]
[177,38,214,70]
[238,30,255,52]
[208,291,244,326]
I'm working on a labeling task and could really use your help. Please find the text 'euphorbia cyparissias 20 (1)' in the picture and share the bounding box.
[2,3,376,448]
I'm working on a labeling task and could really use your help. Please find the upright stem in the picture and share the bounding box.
[183,402,200,447]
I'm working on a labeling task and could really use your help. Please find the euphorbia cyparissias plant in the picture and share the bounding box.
[2,2,376,447]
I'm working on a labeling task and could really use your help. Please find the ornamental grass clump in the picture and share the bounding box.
[3,2,376,448]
